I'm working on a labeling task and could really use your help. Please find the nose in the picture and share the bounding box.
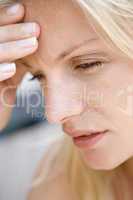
[44,80,84,124]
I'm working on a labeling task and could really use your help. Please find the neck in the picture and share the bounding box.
[122,157,133,179]
[110,158,133,200]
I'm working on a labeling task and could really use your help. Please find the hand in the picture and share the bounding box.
[0,2,40,81]
[0,2,40,130]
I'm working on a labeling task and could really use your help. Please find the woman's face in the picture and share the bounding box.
[21,0,133,170]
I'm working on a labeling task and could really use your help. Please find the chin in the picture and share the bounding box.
[82,151,121,171]
[86,161,118,171]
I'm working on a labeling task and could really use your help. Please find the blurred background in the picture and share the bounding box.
[0,72,45,136]
[0,72,63,200]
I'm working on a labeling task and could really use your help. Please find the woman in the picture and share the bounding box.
[0,0,133,199]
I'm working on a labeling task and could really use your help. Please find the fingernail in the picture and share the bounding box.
[0,63,16,73]
[20,37,38,48]
[0,72,16,81]
[24,23,40,36]
[7,3,20,15]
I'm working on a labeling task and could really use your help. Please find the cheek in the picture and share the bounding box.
[79,65,133,169]
[96,77,133,152]
[95,63,133,131]
[88,98,133,170]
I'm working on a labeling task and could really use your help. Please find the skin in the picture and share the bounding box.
[20,0,133,171]
[0,3,40,130]
[1,0,133,198]
[20,1,133,197]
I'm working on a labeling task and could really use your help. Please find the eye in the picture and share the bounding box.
[29,73,45,81]
[74,61,103,73]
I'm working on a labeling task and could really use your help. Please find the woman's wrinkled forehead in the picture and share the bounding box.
[21,0,98,66]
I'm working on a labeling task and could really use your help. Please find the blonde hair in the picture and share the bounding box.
[1,0,133,199]
[0,0,16,5]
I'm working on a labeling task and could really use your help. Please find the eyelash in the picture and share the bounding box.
[29,74,44,81]
[29,61,103,81]
[74,61,103,71]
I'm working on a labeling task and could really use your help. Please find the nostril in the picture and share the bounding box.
[60,115,77,124]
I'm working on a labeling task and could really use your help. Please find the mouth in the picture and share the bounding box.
[63,127,109,149]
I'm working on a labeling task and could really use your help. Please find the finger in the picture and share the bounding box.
[0,22,40,43]
[0,37,38,62]
[0,63,16,81]
[0,3,24,25]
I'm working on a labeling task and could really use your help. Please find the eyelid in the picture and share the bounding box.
[70,55,110,71]
[71,52,110,63]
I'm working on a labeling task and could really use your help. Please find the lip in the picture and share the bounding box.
[63,127,109,149]
[73,131,108,149]
[63,126,108,138]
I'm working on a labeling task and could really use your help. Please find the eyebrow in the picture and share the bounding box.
[23,37,99,70]
[55,37,98,61]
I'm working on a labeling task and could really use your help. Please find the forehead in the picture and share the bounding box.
[22,0,98,66]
